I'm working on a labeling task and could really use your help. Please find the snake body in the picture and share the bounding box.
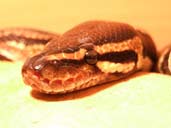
[157,45,171,75]
[0,28,58,61]
[0,21,157,94]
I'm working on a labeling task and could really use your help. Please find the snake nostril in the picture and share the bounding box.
[22,53,47,74]
[32,56,48,72]
[33,59,46,71]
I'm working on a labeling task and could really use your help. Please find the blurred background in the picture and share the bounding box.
[0,0,170,50]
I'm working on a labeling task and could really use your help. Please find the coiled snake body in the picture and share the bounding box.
[0,21,159,94]
[158,45,171,75]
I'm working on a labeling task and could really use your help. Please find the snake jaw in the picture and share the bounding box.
[22,52,99,94]
[22,66,94,94]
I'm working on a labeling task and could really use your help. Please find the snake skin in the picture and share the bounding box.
[21,21,157,94]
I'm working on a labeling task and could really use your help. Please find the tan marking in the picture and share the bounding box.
[0,40,44,61]
[25,44,44,56]
[94,36,142,54]
[6,41,25,49]
[96,61,135,73]
[95,36,144,71]
[0,49,16,59]
[157,47,170,73]
[45,48,87,61]
[168,52,171,72]
[0,42,24,60]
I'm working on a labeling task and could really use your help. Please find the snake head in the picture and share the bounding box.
[22,43,103,94]
[22,40,139,94]
[22,21,157,94]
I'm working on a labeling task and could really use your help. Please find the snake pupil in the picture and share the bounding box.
[85,50,98,65]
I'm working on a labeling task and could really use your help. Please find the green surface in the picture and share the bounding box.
[1,62,171,128]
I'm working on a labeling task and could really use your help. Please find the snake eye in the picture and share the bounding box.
[85,50,98,65]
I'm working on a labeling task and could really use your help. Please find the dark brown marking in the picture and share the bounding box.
[0,35,51,45]
[137,30,157,63]
[0,28,59,61]
[62,21,137,45]
[45,21,137,54]
[0,54,12,61]
[98,50,137,63]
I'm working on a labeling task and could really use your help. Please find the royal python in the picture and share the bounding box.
[157,45,171,75]
[1,20,168,94]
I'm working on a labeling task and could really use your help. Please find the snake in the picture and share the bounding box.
[0,21,158,94]
[157,45,171,75]
[0,28,59,61]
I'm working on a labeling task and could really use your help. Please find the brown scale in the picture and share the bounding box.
[21,20,157,94]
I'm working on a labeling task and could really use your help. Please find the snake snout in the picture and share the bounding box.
[21,53,49,87]
[22,54,88,93]
[22,53,45,73]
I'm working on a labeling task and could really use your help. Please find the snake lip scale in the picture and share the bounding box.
[0,21,159,94]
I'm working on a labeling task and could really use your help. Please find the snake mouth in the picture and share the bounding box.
[22,69,88,94]
[22,55,95,94]
[22,67,115,94]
